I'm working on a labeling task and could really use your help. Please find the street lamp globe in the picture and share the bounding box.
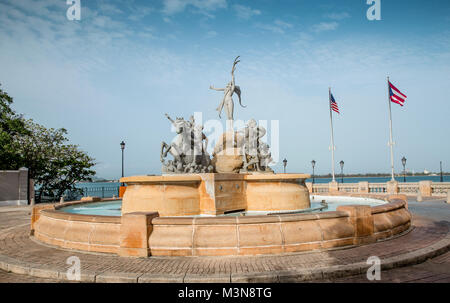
[311,160,316,169]
[401,156,407,182]
[120,141,125,150]
[339,160,344,170]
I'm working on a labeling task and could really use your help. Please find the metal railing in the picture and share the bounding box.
[80,186,120,199]
[35,186,120,202]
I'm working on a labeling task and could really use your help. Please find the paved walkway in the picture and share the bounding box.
[324,251,450,283]
[0,197,449,283]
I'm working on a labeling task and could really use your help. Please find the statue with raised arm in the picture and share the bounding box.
[209,56,246,120]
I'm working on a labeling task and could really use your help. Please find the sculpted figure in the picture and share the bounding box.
[239,119,272,173]
[210,56,246,120]
[258,142,274,172]
[161,113,191,166]
[161,113,212,174]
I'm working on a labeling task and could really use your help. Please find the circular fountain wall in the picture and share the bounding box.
[31,191,411,257]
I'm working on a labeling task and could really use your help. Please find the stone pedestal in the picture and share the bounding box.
[337,205,375,245]
[119,212,159,257]
[358,181,369,194]
[386,180,398,194]
[211,131,244,173]
[121,173,311,216]
[329,181,339,193]
[212,148,243,173]
[419,181,432,197]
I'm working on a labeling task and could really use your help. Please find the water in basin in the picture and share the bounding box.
[59,196,386,217]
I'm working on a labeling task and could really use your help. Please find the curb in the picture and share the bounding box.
[0,233,449,283]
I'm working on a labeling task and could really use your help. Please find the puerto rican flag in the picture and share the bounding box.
[330,93,340,114]
[389,81,407,106]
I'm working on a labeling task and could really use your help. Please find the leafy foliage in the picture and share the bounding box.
[0,85,29,169]
[0,85,96,202]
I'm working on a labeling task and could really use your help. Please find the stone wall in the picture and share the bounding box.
[31,195,412,257]
[308,180,450,197]
[0,168,31,206]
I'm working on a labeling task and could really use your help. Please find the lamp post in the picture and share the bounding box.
[311,160,316,184]
[339,160,344,183]
[120,141,125,186]
[401,156,407,182]
[283,158,287,173]
[440,161,443,182]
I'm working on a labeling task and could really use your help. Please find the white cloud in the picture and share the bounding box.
[128,6,153,21]
[311,21,339,33]
[255,19,293,34]
[98,3,123,15]
[233,4,261,20]
[162,0,227,16]
[205,30,217,38]
[324,12,350,20]
[274,19,292,29]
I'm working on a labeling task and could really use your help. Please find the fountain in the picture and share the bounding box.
[122,56,311,216]
[30,57,412,257]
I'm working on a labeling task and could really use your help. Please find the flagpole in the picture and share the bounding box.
[387,76,395,181]
[329,87,336,182]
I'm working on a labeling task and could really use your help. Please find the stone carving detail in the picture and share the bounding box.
[239,119,273,173]
[160,57,273,174]
[161,114,213,174]
[211,119,274,173]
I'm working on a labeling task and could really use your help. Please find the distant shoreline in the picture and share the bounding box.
[313,174,450,179]
[75,173,450,184]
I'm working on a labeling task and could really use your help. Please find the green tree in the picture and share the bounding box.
[13,119,96,202]
[1,84,96,202]
[0,84,29,169]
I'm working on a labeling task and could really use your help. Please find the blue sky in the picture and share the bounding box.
[0,0,449,179]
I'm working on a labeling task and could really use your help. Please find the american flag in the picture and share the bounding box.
[330,93,340,114]
[389,81,407,106]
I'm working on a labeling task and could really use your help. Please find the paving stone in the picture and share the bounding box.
[95,272,142,283]
[29,266,59,279]
[138,273,185,283]
[184,273,231,283]
[0,204,448,283]
[231,272,278,283]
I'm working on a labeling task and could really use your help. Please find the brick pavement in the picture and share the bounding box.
[0,201,449,283]
[316,251,450,283]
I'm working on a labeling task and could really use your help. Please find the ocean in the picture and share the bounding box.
[75,175,450,194]
[307,175,450,183]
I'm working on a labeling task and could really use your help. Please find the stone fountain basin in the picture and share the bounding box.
[30,194,411,257]
[120,173,311,216]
